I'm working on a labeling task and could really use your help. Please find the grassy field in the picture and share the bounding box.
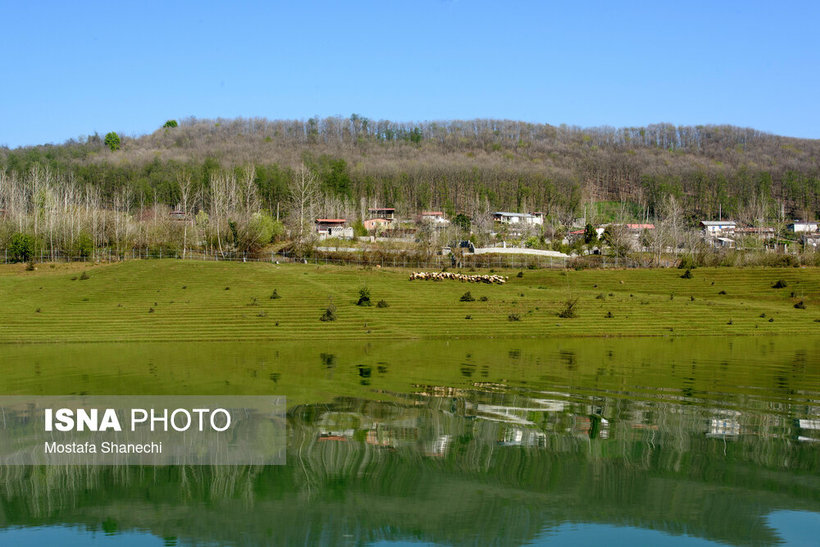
[0,260,818,343]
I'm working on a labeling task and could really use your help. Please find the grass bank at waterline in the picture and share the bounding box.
[0,261,818,343]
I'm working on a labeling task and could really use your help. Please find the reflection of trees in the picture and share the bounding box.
[1,390,819,546]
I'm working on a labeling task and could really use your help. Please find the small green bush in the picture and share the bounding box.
[320,302,337,321]
[680,269,693,279]
[270,289,281,299]
[507,313,521,321]
[376,299,389,308]
[460,291,475,302]
[794,301,806,309]
[79,271,90,280]
[558,298,578,318]
[772,279,788,289]
[357,287,372,306]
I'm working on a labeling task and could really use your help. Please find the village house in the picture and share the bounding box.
[734,226,776,240]
[700,220,737,236]
[315,218,353,239]
[803,233,820,249]
[367,207,395,221]
[492,212,543,226]
[169,210,189,222]
[788,221,819,233]
[418,211,449,225]
[363,218,391,231]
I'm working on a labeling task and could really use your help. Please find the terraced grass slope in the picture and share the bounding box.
[0,261,818,343]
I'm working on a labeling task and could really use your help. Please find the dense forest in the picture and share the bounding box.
[1,116,818,224]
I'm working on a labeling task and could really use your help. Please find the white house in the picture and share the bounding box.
[700,220,736,235]
[492,212,543,226]
[419,211,449,225]
[789,221,818,233]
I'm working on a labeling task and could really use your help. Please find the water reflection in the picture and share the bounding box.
[0,337,818,545]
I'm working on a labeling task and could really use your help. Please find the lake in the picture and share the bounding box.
[1,336,819,545]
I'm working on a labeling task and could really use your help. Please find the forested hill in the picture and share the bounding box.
[1,117,818,222]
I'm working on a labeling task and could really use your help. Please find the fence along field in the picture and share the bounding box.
[0,260,817,343]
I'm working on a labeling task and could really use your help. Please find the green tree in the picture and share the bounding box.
[453,213,471,233]
[74,232,94,258]
[104,132,121,151]
[583,223,598,244]
[352,219,368,237]
[9,233,35,263]
[162,120,178,128]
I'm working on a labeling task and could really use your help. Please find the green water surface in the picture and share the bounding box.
[0,336,818,546]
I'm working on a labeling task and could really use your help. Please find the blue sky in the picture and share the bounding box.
[1,1,818,148]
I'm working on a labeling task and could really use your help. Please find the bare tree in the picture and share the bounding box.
[288,164,320,242]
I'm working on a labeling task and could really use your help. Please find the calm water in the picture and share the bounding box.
[0,336,819,546]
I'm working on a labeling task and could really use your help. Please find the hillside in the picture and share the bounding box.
[1,117,818,223]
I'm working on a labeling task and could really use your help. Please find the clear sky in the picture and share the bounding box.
[2,0,818,148]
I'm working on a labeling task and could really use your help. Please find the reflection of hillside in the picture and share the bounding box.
[1,387,819,546]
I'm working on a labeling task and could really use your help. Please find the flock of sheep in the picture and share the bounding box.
[409,271,508,284]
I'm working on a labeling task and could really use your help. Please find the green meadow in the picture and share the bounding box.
[1,260,818,343]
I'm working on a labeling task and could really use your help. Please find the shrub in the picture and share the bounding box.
[465,314,472,320]
[794,301,806,309]
[680,269,693,279]
[460,291,475,302]
[677,255,696,269]
[772,279,788,289]
[79,271,90,280]
[376,299,389,308]
[516,271,524,278]
[558,298,578,318]
[507,313,521,321]
[605,311,614,318]
[320,301,337,321]
[25,260,35,271]
[479,296,489,302]
[718,290,727,295]
[270,289,281,299]
[357,287,372,306]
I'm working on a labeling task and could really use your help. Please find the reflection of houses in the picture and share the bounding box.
[701,220,737,236]
[789,221,818,233]
[707,412,741,438]
[499,427,547,448]
[797,419,820,443]
[492,212,543,226]
[424,434,451,457]
[315,218,354,239]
